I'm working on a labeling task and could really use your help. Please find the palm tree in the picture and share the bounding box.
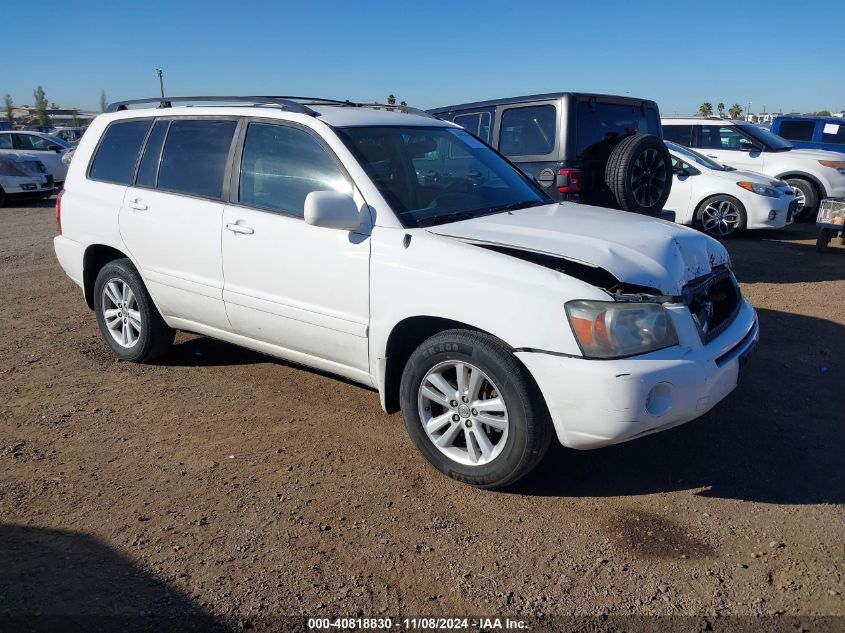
[698,102,713,117]
[387,94,396,105]
[728,103,743,120]
[717,102,725,116]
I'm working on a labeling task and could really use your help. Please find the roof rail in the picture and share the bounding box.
[106,96,320,115]
[106,95,437,119]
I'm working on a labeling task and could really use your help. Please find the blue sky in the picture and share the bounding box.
[5,0,842,115]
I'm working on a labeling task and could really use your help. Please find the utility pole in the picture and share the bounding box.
[156,68,165,99]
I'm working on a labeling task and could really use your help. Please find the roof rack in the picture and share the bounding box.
[106,95,437,119]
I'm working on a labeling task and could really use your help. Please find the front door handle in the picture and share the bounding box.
[705,154,718,159]
[127,199,147,211]
[226,222,254,235]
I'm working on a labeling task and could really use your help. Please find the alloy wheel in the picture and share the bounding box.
[101,278,141,348]
[417,360,509,466]
[630,148,668,208]
[701,199,741,237]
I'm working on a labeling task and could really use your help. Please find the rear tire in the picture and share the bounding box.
[605,134,672,214]
[399,330,552,489]
[93,259,175,362]
[786,178,818,222]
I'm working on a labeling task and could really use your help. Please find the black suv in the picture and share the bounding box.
[430,92,672,215]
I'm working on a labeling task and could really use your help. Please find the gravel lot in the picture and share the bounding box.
[1,198,843,630]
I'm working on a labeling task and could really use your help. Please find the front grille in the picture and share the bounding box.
[682,267,740,344]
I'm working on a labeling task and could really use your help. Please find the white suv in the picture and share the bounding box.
[662,117,845,221]
[53,96,759,488]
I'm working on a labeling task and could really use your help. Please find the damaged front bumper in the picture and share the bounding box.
[516,297,758,450]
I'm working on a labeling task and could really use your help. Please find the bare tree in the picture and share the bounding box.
[33,86,49,126]
[100,90,108,113]
[3,94,13,123]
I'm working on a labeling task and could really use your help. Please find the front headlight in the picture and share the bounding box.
[736,181,779,197]
[565,300,679,359]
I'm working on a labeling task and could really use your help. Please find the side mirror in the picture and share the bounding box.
[672,165,687,176]
[48,145,61,152]
[739,141,760,153]
[304,191,361,231]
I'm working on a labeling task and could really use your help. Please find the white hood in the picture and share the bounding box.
[784,148,845,161]
[426,203,730,296]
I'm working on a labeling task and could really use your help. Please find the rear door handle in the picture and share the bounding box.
[127,199,147,211]
[226,222,254,235]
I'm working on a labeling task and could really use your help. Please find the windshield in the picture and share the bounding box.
[336,126,548,228]
[43,134,73,149]
[666,141,728,171]
[738,124,793,151]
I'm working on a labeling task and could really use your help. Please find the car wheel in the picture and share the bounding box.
[786,178,818,222]
[696,195,747,238]
[93,259,175,362]
[816,228,832,253]
[399,330,552,489]
[605,134,673,214]
[0,186,6,208]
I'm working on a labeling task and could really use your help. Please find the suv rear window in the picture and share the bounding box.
[778,120,815,142]
[499,105,556,156]
[157,119,237,199]
[575,102,660,159]
[453,112,492,143]
[89,120,152,185]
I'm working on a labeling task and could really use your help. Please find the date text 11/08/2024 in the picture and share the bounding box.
[307,617,528,630]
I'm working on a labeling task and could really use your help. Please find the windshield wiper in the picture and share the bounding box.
[416,199,547,228]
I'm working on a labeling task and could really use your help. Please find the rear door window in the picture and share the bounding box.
[778,120,815,142]
[821,122,845,145]
[89,120,152,185]
[699,125,748,150]
[157,119,237,199]
[663,124,693,146]
[453,112,492,143]
[499,105,556,156]
[575,102,660,159]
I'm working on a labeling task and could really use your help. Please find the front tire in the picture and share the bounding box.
[93,259,175,362]
[399,330,552,489]
[696,195,747,238]
[786,178,818,222]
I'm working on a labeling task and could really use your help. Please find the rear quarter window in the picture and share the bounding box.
[89,120,152,185]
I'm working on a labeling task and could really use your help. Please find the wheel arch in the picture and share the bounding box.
[82,244,132,310]
[775,171,827,198]
[380,316,498,414]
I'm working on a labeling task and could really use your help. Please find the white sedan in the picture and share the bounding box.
[0,131,72,184]
[664,141,796,238]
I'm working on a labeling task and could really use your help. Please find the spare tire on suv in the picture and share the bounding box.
[605,134,672,214]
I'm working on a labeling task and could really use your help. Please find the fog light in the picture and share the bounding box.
[645,382,673,417]
[768,210,777,220]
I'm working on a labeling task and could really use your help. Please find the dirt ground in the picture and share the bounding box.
[1,198,843,630]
